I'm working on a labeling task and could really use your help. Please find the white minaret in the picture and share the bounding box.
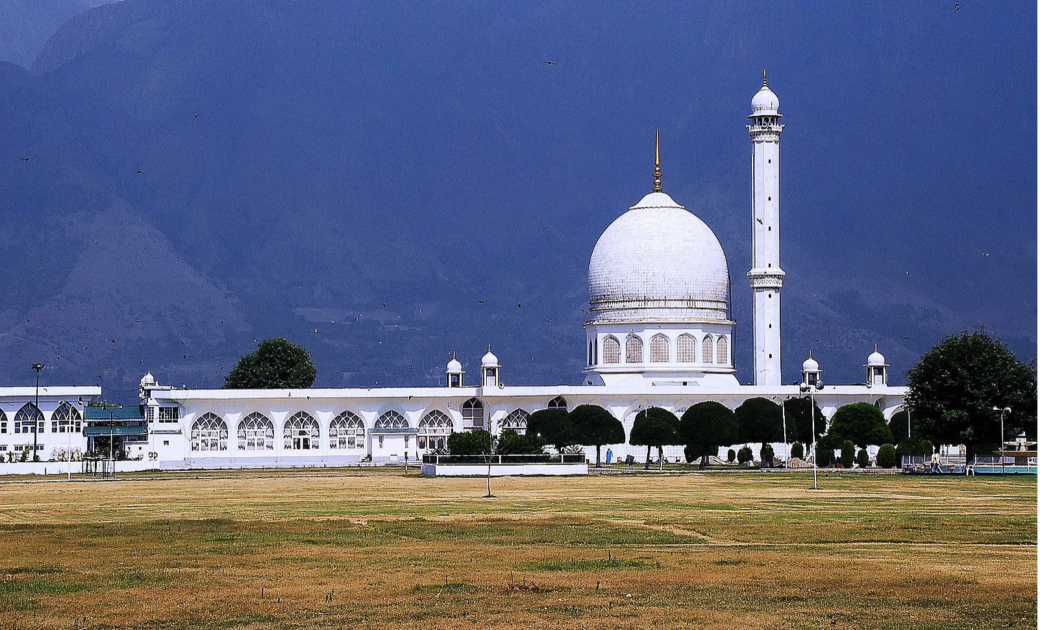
[747,69,785,386]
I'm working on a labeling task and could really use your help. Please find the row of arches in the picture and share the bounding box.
[0,402,82,435]
[593,334,728,366]
[188,397,569,453]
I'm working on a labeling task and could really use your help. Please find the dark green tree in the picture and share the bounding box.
[223,338,317,389]
[876,444,898,468]
[906,330,1037,462]
[826,403,894,449]
[888,410,910,444]
[816,447,835,467]
[726,448,736,463]
[783,397,825,444]
[760,444,775,468]
[839,439,856,467]
[790,442,804,460]
[856,448,870,468]
[447,430,492,456]
[679,402,737,469]
[735,397,783,447]
[526,409,575,452]
[630,407,680,470]
[495,429,544,455]
[568,405,625,468]
[737,446,753,465]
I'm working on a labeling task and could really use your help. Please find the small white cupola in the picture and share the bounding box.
[445,352,464,388]
[865,344,888,387]
[801,351,821,387]
[481,345,500,388]
[138,371,157,401]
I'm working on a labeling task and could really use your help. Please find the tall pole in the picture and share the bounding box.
[31,363,43,462]
[992,406,1011,476]
[810,389,817,490]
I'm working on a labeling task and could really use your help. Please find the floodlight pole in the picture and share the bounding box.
[801,380,824,490]
[31,363,43,462]
[773,395,789,463]
[993,407,1011,476]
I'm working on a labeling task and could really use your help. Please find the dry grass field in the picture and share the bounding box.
[0,470,1034,629]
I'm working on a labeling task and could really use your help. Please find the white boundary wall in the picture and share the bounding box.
[420,462,588,476]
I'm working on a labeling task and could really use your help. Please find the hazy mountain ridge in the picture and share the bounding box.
[0,0,1033,398]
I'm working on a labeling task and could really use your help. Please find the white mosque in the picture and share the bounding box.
[0,76,906,470]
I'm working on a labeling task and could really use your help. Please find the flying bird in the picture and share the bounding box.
[954,3,960,11]
[137,170,145,174]
[19,157,29,162]
[904,271,910,276]
[544,60,555,65]
[983,253,990,257]
[382,303,387,308]
[544,318,552,323]
[756,218,763,224]
[191,113,199,124]
[517,303,523,308]
[314,328,319,334]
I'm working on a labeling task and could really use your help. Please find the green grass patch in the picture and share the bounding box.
[527,557,652,571]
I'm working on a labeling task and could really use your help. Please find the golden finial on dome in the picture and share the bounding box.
[763,67,767,86]
[652,129,662,192]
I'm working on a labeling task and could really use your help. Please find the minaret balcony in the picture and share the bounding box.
[747,269,785,289]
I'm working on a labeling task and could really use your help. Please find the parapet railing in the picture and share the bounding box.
[422,453,586,465]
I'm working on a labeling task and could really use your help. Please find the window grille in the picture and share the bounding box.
[418,410,453,450]
[716,336,728,364]
[283,412,319,450]
[462,398,484,428]
[0,408,7,434]
[374,410,408,429]
[191,413,228,452]
[603,337,620,364]
[329,411,364,449]
[237,412,274,451]
[650,334,669,363]
[677,334,696,362]
[501,409,530,433]
[625,335,643,363]
[702,336,714,363]
[547,396,567,412]
[51,402,82,433]
[14,403,43,434]
[158,407,179,423]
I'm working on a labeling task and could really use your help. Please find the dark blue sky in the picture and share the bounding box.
[0,0,1035,395]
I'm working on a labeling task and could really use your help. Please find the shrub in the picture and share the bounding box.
[727,448,736,463]
[816,447,834,467]
[876,444,897,468]
[760,444,775,467]
[840,440,856,468]
[737,446,753,465]
[447,430,492,456]
[856,448,870,468]
[790,442,804,460]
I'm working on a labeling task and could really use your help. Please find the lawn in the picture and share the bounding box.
[0,471,1034,629]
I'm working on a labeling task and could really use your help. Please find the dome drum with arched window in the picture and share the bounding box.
[583,151,738,387]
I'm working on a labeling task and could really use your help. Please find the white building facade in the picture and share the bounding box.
[2,76,908,472]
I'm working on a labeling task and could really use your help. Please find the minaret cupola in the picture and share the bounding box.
[865,345,889,387]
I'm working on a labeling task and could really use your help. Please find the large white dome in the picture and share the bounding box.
[588,191,730,324]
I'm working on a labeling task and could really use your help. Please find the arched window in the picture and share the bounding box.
[603,336,620,364]
[501,409,530,434]
[329,411,364,450]
[650,334,669,363]
[237,412,274,451]
[548,396,568,412]
[14,403,43,434]
[677,334,696,362]
[191,413,228,452]
[374,410,408,429]
[51,402,82,433]
[418,410,453,450]
[588,340,593,366]
[462,398,484,429]
[284,412,319,450]
[716,336,728,364]
[702,336,714,363]
[0,408,7,434]
[625,335,643,363]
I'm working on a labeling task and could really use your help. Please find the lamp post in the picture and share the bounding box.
[31,363,43,462]
[800,379,824,490]
[772,395,789,464]
[992,406,1011,476]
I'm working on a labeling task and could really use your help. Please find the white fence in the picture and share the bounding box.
[0,460,157,476]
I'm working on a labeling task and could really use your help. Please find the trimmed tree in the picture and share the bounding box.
[679,402,737,469]
[223,338,317,389]
[447,430,492,456]
[840,440,856,468]
[783,397,826,444]
[790,442,804,460]
[569,405,624,468]
[760,444,775,468]
[735,397,783,449]
[737,446,753,465]
[727,448,736,463]
[856,448,870,469]
[826,403,894,449]
[888,410,910,444]
[495,429,545,455]
[630,407,680,470]
[876,444,898,468]
[526,409,575,453]
[906,330,1037,462]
